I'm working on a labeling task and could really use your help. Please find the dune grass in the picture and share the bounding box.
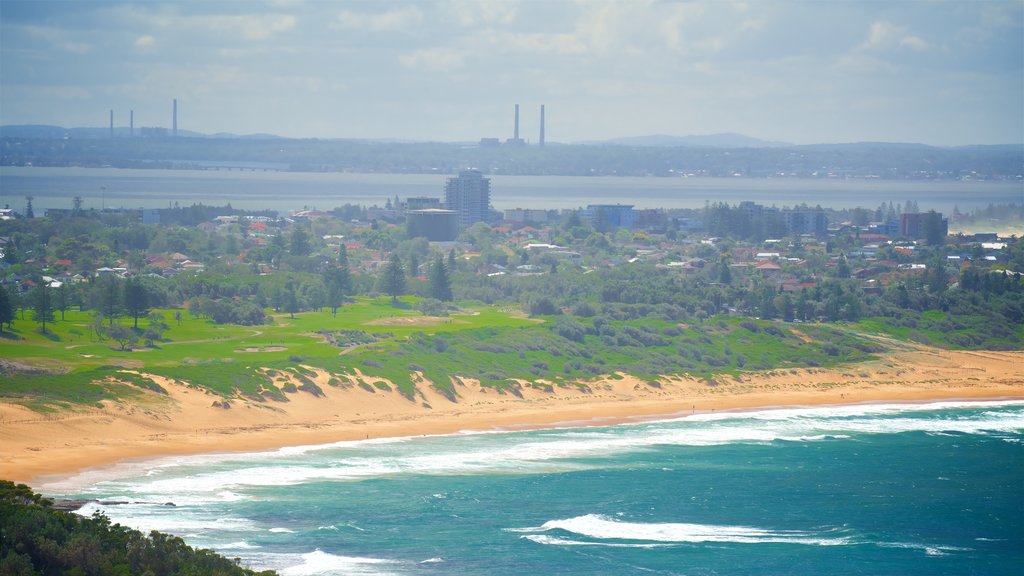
[1,297,885,410]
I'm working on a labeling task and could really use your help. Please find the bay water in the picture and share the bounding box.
[44,400,1024,575]
[2,166,1021,214]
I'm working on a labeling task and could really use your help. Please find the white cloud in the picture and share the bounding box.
[134,35,156,48]
[447,0,518,27]
[335,6,423,32]
[859,20,929,52]
[399,47,467,70]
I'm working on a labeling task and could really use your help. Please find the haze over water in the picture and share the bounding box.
[2,166,1020,215]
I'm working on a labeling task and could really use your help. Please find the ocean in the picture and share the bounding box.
[2,166,1021,214]
[43,400,1024,576]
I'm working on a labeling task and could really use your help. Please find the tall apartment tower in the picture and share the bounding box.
[444,169,491,228]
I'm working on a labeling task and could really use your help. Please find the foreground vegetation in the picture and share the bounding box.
[0,480,276,575]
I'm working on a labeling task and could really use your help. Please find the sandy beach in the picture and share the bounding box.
[2,345,1021,486]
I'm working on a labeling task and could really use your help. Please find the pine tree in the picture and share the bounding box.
[94,275,122,326]
[283,282,299,318]
[123,277,149,329]
[338,244,350,267]
[56,283,69,321]
[408,254,419,278]
[0,285,13,332]
[429,256,453,302]
[324,267,349,316]
[380,254,406,304]
[289,225,311,256]
[32,283,53,333]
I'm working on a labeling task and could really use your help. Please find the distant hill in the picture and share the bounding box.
[0,124,278,140]
[594,133,793,148]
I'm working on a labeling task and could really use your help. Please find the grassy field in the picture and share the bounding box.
[1,298,887,410]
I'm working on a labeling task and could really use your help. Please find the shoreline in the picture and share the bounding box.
[3,346,1022,490]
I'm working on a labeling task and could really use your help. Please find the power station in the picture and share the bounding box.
[482,104,546,147]
[105,99,178,137]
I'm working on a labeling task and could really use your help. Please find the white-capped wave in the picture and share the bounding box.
[523,534,672,548]
[220,541,260,549]
[515,514,851,546]
[250,550,400,576]
[269,527,296,533]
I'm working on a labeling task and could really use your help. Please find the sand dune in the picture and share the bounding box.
[1,346,1021,485]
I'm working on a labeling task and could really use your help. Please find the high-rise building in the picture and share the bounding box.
[584,204,636,231]
[444,169,491,228]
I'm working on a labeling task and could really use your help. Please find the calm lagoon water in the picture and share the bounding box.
[42,401,1024,576]
[2,166,1020,214]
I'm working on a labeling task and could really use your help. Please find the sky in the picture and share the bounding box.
[1,0,1022,146]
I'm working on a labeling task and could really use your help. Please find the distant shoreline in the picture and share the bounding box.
[4,346,1021,490]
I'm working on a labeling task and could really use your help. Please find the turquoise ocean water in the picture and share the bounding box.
[45,401,1023,575]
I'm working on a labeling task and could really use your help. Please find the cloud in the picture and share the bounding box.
[447,0,518,27]
[399,47,467,70]
[134,35,156,48]
[859,20,930,52]
[335,6,423,32]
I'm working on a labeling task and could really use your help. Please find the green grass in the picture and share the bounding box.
[855,312,1024,350]
[2,298,888,411]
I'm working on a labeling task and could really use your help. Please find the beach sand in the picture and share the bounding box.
[2,345,1021,486]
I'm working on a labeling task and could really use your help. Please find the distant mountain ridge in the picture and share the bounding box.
[1,125,1020,151]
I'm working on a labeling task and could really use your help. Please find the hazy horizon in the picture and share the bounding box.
[2,1,1022,147]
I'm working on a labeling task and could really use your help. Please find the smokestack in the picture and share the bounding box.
[514,104,519,141]
[130,110,134,137]
[109,109,114,138]
[540,105,545,147]
[173,98,178,137]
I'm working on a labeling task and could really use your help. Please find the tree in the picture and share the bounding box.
[380,254,406,304]
[25,196,34,219]
[55,283,69,321]
[429,255,453,302]
[324,266,350,316]
[0,285,13,332]
[93,275,122,326]
[31,283,54,333]
[123,277,149,329]
[104,324,138,351]
[408,253,420,279]
[283,282,299,318]
[289,225,311,256]
[338,243,350,267]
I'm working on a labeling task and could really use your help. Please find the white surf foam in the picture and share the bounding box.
[251,549,401,576]
[515,514,851,546]
[53,401,1023,506]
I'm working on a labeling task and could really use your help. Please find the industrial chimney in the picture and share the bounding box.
[173,98,178,137]
[514,104,520,142]
[109,109,114,138]
[540,105,545,147]
[130,110,134,137]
